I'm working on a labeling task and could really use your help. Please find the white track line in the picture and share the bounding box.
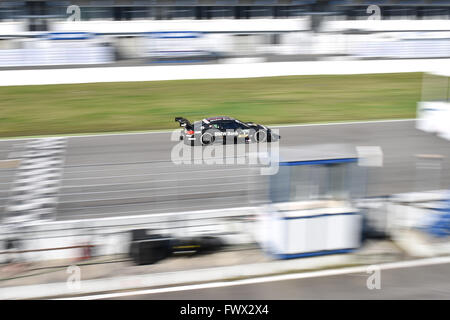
[60,179,215,190]
[274,118,415,128]
[66,256,450,300]
[58,192,251,212]
[0,119,416,142]
[63,162,250,172]
[60,173,253,184]
[58,180,258,197]
[59,202,250,219]
[50,205,255,224]
[57,202,252,220]
[61,166,249,177]
[62,165,248,175]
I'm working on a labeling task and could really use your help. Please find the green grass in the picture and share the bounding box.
[0,73,422,137]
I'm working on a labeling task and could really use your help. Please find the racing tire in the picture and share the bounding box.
[255,130,267,143]
[201,132,215,146]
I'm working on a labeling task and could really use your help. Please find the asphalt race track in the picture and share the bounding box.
[107,261,450,300]
[0,119,449,221]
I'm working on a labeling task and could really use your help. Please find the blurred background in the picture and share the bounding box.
[0,0,449,300]
[0,0,449,67]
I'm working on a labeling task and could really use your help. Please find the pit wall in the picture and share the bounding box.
[0,58,448,87]
[0,207,258,263]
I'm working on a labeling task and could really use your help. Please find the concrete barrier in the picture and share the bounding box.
[0,58,448,87]
[387,190,450,257]
[0,206,258,263]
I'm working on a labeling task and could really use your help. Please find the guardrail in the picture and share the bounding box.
[2,191,449,263]
[0,206,259,263]
[0,58,448,86]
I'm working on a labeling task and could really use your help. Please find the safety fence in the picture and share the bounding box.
[0,206,258,263]
[1,190,450,263]
[0,58,448,86]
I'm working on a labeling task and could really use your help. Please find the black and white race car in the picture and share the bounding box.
[175,116,280,146]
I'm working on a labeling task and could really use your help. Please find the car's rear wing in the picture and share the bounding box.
[175,117,193,130]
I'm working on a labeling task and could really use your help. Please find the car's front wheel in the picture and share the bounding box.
[255,130,267,143]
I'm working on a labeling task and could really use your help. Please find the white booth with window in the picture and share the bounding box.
[417,69,450,141]
[257,144,364,259]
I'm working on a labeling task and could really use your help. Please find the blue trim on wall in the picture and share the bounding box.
[274,248,356,260]
[282,212,359,220]
[147,31,200,34]
[42,32,94,40]
[149,59,208,64]
[427,207,450,213]
[280,158,358,166]
[146,31,203,39]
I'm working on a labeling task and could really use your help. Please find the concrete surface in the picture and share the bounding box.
[120,260,450,300]
[0,239,404,299]
[2,119,449,221]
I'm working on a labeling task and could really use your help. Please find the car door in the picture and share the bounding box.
[206,122,223,143]
[208,120,233,143]
[222,121,239,139]
[234,120,250,138]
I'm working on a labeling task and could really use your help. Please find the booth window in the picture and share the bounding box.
[270,161,356,203]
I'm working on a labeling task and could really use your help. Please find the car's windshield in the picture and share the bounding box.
[235,120,250,129]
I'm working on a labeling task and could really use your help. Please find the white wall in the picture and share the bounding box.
[322,19,450,33]
[50,18,311,34]
[0,58,447,87]
[0,21,26,35]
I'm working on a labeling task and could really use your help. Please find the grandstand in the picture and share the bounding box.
[0,1,449,66]
[0,1,448,28]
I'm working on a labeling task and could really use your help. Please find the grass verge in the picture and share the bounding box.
[0,73,422,137]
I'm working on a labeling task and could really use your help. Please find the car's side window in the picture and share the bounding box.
[221,121,237,130]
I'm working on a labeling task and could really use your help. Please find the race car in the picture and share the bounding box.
[175,116,280,146]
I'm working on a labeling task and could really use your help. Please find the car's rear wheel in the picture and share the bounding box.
[201,132,215,145]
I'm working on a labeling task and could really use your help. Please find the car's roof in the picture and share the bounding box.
[203,116,234,122]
